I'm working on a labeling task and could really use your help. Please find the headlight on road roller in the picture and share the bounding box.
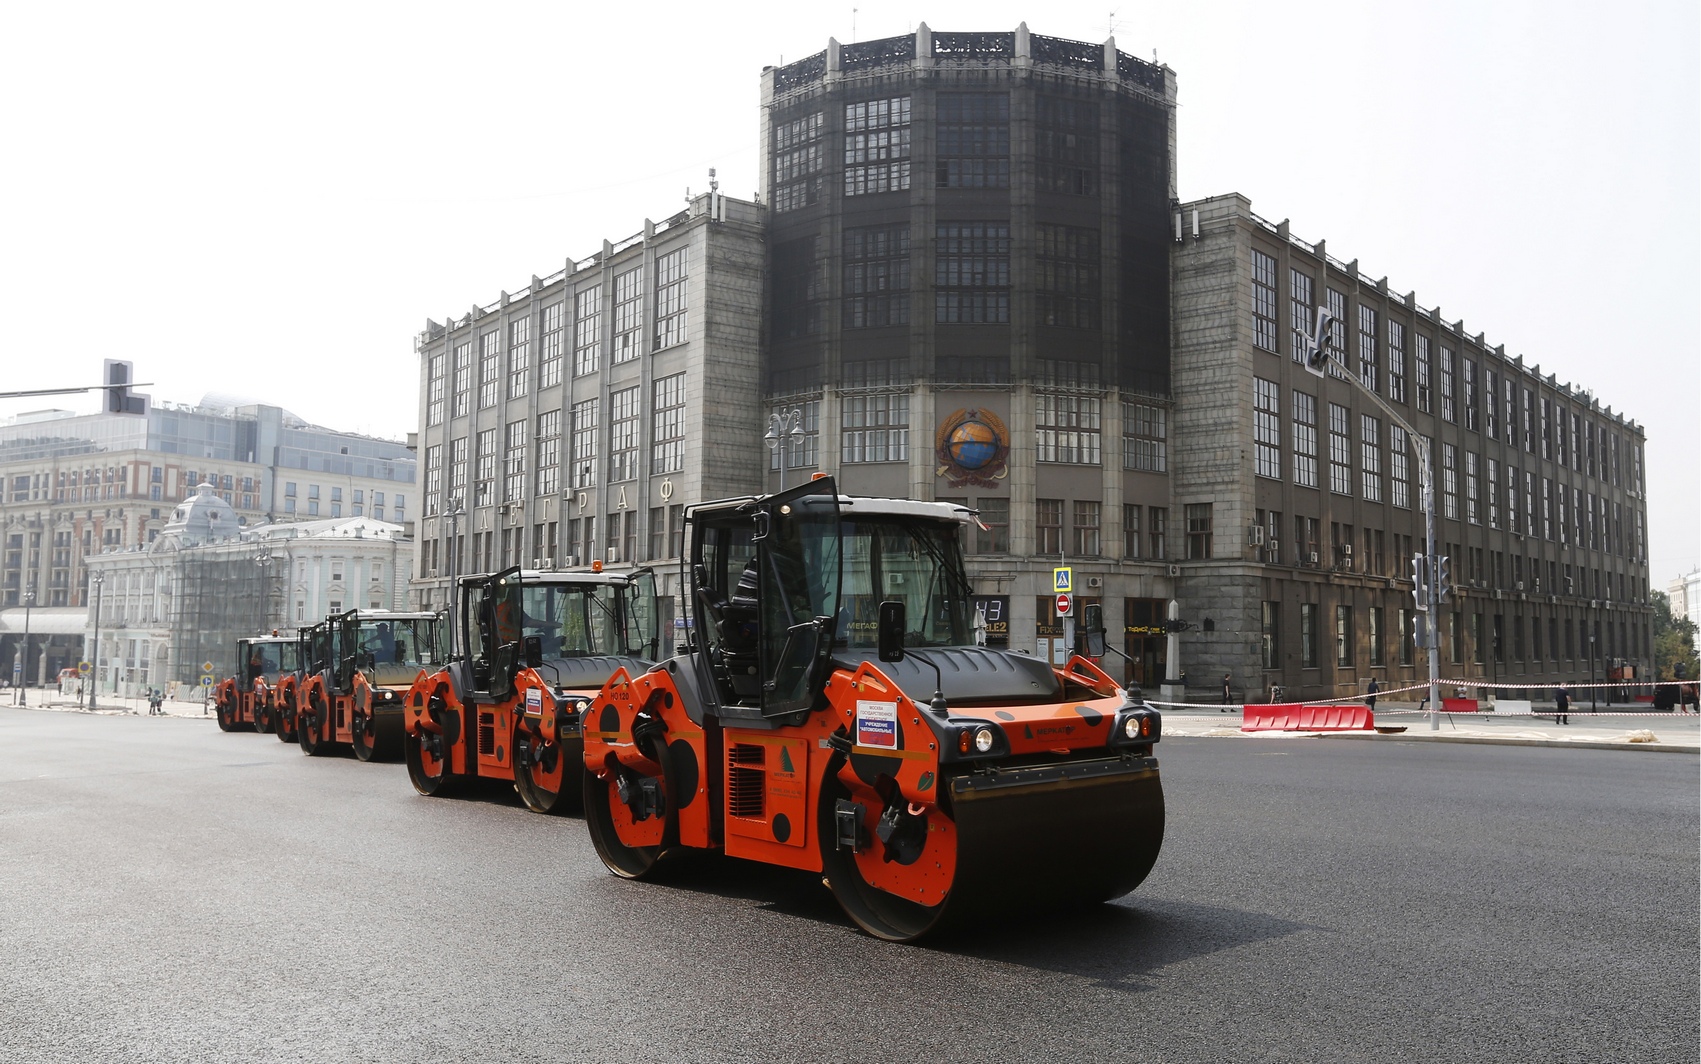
[1123,716,1141,739]
[950,721,1007,760]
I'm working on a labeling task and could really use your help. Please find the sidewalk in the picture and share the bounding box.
[1156,700,1701,753]
[17,689,219,720]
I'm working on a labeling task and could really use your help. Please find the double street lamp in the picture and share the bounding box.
[14,587,34,706]
[764,409,805,493]
[87,571,104,711]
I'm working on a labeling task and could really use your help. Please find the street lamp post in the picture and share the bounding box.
[15,587,34,706]
[442,497,465,656]
[87,571,103,711]
[764,409,805,493]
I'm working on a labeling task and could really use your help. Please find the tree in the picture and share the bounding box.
[1651,590,1699,681]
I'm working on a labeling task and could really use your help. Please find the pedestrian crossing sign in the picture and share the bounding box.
[1053,567,1073,593]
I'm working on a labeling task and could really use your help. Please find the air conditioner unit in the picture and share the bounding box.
[1248,526,1265,546]
[1267,539,1279,554]
[1515,581,1525,591]
[1340,543,1353,556]
[1493,589,1502,600]
[562,555,579,568]
[540,557,553,570]
[1086,576,1103,589]
[1533,579,1542,593]
[1167,564,1182,577]
[426,569,439,579]
[885,572,906,588]
[1308,552,1320,564]
[606,548,621,563]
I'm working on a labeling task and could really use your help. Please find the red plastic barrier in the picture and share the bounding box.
[1441,697,1479,714]
[1241,703,1374,732]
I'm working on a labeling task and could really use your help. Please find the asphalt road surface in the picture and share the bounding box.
[2,707,1695,1063]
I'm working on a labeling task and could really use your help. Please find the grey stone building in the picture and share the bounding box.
[757,24,1182,682]
[409,191,766,652]
[1170,192,1653,700]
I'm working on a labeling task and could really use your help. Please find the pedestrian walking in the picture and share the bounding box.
[1554,682,1570,726]
[1366,678,1379,711]
[1221,673,1231,711]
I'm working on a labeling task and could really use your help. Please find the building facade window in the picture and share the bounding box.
[841,393,909,463]
[539,301,564,388]
[1369,606,1385,666]
[935,223,1010,323]
[1361,414,1382,502]
[844,96,911,196]
[452,341,473,419]
[1035,224,1100,329]
[975,497,1009,553]
[1462,357,1479,432]
[934,92,1009,188]
[1185,503,1212,560]
[654,248,688,350]
[1261,602,1279,669]
[474,428,497,507]
[1254,378,1281,480]
[424,446,442,515]
[1149,507,1167,559]
[1336,605,1353,666]
[1415,335,1432,413]
[536,410,560,497]
[1357,304,1378,393]
[1123,402,1167,472]
[843,225,910,328]
[573,286,601,376]
[1036,393,1100,464]
[772,111,823,213]
[1123,504,1140,558]
[503,421,526,503]
[1072,501,1101,557]
[478,329,501,408]
[508,317,531,399]
[570,399,598,489]
[1325,288,1348,379]
[1289,269,1314,363]
[1439,346,1456,423]
[1035,95,1098,194]
[1035,498,1063,555]
[608,386,640,482]
[651,373,686,475]
[1442,444,1459,520]
[612,269,643,364]
[1252,250,1278,353]
[449,437,468,507]
[1387,320,1406,404]
[1292,390,1318,489]
[1301,603,1318,668]
[427,353,446,426]
[1328,402,1352,495]
[1390,425,1410,509]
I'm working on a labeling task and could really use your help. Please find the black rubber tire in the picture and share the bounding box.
[817,771,949,943]
[255,703,273,735]
[298,702,325,757]
[582,762,666,878]
[215,696,236,732]
[404,730,455,796]
[275,703,296,743]
[514,726,580,815]
[351,710,377,762]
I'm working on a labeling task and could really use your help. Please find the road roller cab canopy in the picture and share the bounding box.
[331,609,450,690]
[238,636,300,684]
[456,566,658,697]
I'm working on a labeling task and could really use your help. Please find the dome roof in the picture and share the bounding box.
[157,482,244,548]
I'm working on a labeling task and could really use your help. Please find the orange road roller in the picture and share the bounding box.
[402,564,658,813]
[213,634,299,733]
[297,608,449,761]
[582,478,1164,942]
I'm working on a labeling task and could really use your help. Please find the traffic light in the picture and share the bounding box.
[102,359,146,415]
[1302,306,1339,378]
[1411,554,1429,611]
[1434,555,1451,604]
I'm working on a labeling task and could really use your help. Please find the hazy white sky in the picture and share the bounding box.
[2,1,1695,581]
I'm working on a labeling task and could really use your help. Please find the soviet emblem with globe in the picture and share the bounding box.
[935,408,1010,488]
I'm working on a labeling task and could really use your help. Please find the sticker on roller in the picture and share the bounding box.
[526,687,543,714]
[855,700,899,749]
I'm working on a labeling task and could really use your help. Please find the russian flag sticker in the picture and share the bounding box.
[855,700,899,749]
